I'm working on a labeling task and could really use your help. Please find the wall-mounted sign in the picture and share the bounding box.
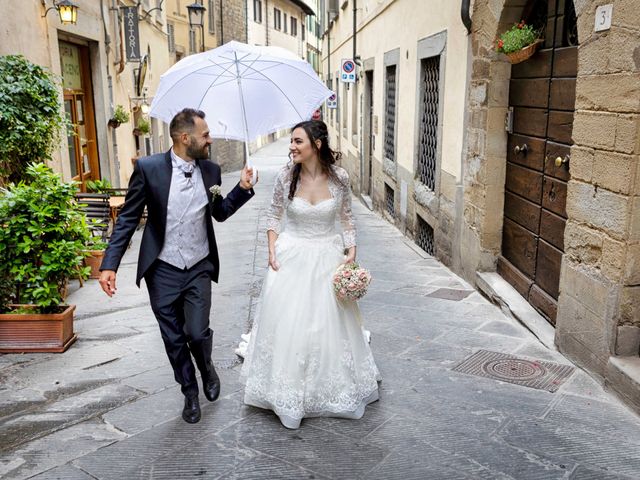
[122,6,141,62]
[59,41,82,91]
[326,92,337,109]
[594,4,613,32]
[137,54,148,96]
[340,59,356,83]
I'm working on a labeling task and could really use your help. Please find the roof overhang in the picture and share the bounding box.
[288,0,315,16]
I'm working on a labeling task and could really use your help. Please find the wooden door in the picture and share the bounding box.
[499,0,578,324]
[59,42,100,191]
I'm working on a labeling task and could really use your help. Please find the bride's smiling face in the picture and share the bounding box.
[289,127,317,164]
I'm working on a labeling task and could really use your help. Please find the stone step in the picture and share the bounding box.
[607,356,640,416]
[475,271,556,350]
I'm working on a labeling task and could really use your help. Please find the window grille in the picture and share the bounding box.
[208,0,215,34]
[274,8,281,30]
[189,28,196,53]
[417,55,440,190]
[167,23,175,52]
[383,65,397,163]
[253,0,262,23]
[416,215,435,256]
[385,183,395,217]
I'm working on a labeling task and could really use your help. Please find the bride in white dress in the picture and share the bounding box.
[241,120,380,429]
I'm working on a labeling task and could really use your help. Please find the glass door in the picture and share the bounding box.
[59,41,99,191]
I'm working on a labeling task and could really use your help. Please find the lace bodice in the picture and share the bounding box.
[266,165,356,248]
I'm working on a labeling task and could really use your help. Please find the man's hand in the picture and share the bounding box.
[99,270,117,297]
[240,166,258,190]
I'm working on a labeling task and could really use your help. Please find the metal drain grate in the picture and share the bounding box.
[453,350,575,392]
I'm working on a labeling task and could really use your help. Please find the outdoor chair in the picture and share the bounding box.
[75,192,111,241]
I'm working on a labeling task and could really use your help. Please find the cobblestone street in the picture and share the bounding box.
[1,139,640,479]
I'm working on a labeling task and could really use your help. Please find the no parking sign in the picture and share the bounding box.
[340,59,356,83]
[326,92,337,109]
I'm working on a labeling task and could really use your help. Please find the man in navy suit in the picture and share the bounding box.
[99,108,255,423]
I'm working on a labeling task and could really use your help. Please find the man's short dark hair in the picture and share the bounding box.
[169,108,206,140]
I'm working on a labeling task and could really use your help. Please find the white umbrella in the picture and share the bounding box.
[150,41,332,171]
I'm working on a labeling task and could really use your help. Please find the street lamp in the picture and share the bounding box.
[41,0,79,25]
[186,2,206,52]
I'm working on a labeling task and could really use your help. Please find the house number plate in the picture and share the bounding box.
[595,4,613,32]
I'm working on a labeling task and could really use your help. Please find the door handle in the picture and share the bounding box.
[514,144,528,155]
[555,155,570,167]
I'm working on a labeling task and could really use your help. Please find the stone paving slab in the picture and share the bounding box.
[1,138,640,479]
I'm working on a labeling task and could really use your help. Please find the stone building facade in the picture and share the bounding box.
[463,0,640,412]
[322,0,470,278]
[323,0,639,412]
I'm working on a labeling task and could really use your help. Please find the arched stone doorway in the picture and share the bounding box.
[461,0,586,323]
[498,0,578,324]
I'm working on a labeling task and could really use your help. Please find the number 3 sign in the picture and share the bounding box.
[594,4,612,32]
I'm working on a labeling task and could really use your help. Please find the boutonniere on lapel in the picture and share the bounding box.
[209,184,222,199]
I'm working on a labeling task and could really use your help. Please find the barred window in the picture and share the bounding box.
[291,17,297,36]
[383,65,397,163]
[167,23,175,52]
[208,0,215,34]
[274,8,281,30]
[416,215,435,256]
[253,0,263,23]
[417,55,440,190]
[189,28,196,54]
[385,183,395,217]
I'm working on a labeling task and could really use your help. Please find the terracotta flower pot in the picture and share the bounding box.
[0,304,77,353]
[84,249,105,279]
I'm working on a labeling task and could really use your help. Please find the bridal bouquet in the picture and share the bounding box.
[333,262,372,301]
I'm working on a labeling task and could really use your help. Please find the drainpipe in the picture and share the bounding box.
[352,0,357,68]
[265,0,269,45]
[101,0,121,186]
[219,0,224,44]
[461,0,472,34]
[327,25,330,87]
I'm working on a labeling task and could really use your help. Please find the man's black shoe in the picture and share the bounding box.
[203,364,220,402]
[182,395,201,423]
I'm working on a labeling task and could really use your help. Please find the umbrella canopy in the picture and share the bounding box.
[149,41,332,142]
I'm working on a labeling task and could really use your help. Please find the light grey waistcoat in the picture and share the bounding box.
[157,149,210,269]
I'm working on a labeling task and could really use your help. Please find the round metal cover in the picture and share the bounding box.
[481,358,547,382]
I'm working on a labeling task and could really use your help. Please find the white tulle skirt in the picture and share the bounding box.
[241,231,381,429]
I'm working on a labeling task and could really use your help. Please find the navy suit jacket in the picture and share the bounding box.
[100,150,254,286]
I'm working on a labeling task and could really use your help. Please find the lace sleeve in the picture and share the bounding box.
[266,168,287,234]
[338,168,357,248]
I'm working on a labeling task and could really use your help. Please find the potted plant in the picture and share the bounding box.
[0,55,68,186]
[84,237,108,279]
[133,116,151,136]
[0,163,92,353]
[495,21,543,64]
[108,105,130,128]
[85,178,113,193]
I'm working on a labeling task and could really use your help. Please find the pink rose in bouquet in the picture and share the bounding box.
[332,262,372,301]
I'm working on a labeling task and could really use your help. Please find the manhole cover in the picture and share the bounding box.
[453,350,574,392]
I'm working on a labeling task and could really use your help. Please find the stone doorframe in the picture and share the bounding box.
[462,0,640,396]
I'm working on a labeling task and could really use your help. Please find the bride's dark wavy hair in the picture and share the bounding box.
[288,120,343,200]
